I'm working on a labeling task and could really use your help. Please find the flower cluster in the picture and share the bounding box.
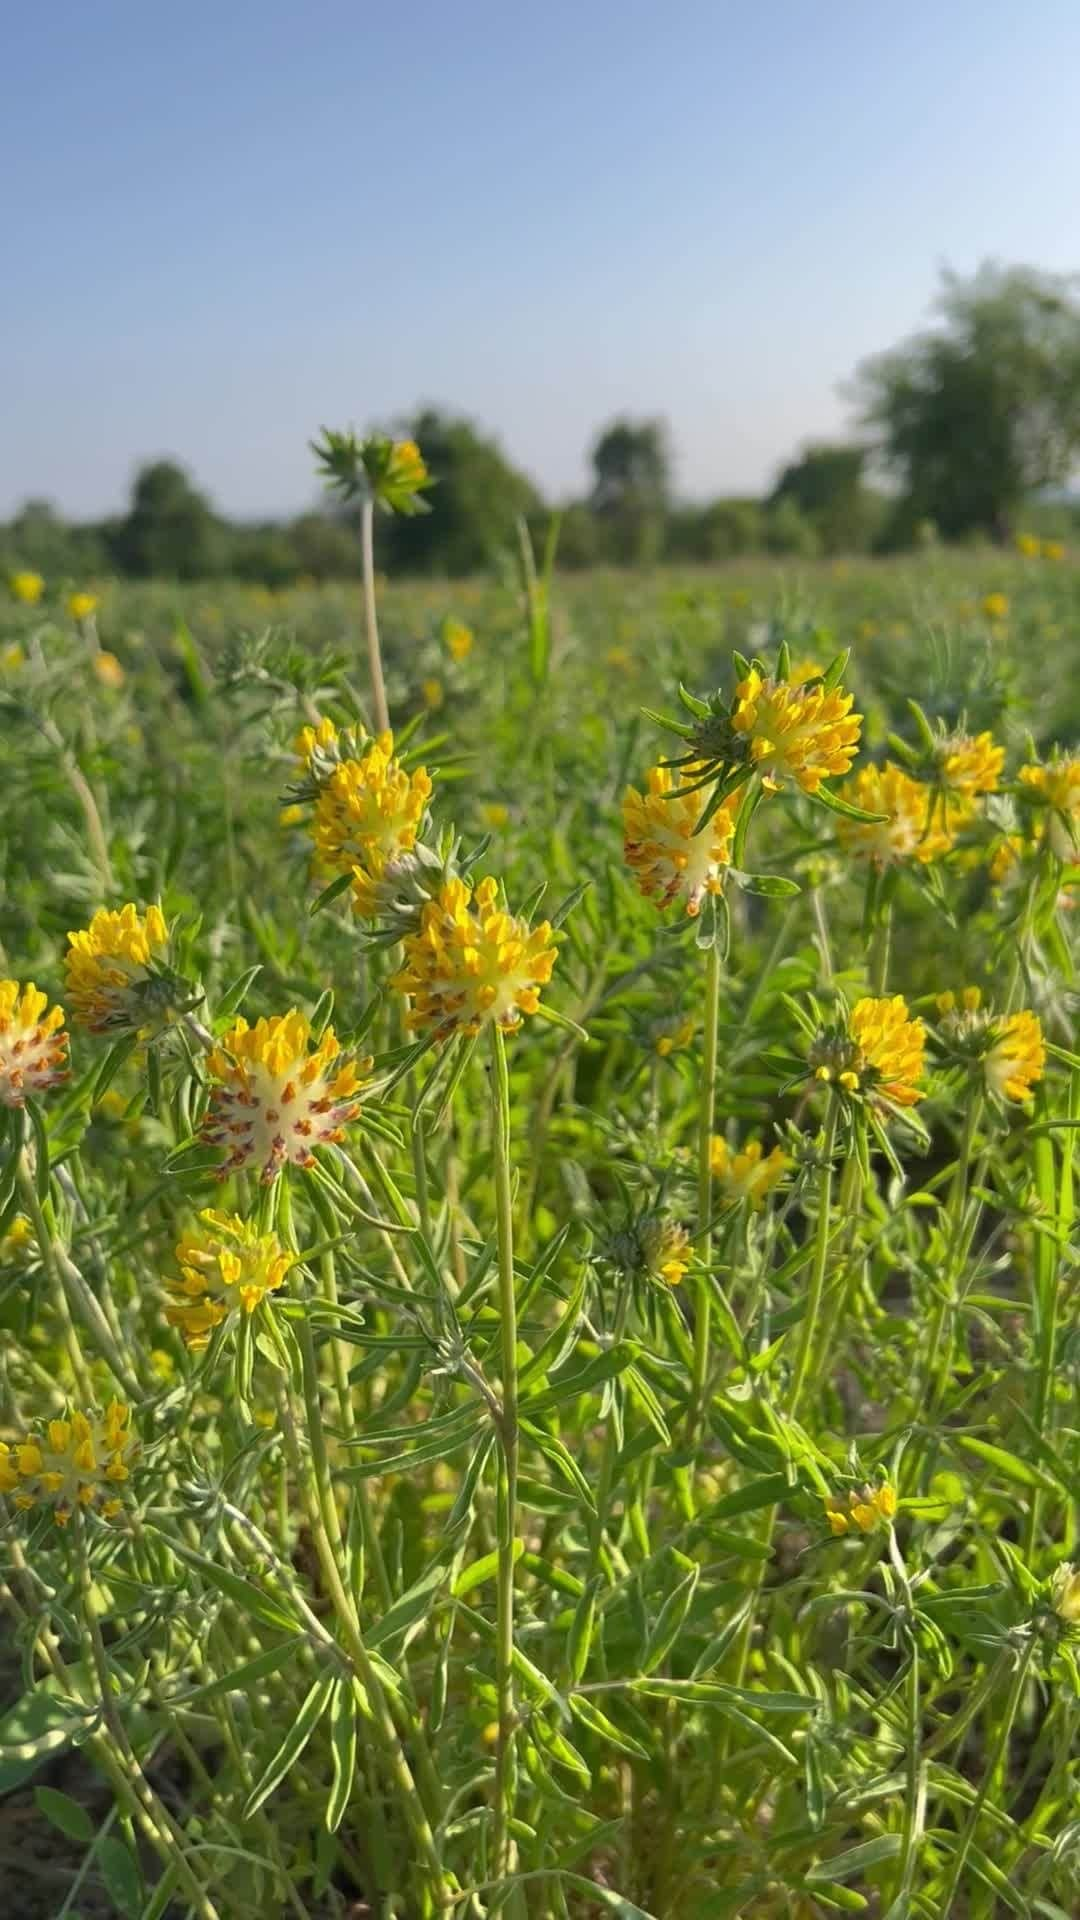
[202,1011,369,1181]
[729,668,862,794]
[811,996,927,1109]
[638,1215,691,1287]
[934,730,1003,799]
[0,1403,135,1525]
[8,570,44,605]
[1020,755,1080,862]
[710,1135,789,1209]
[165,1211,294,1349]
[824,1480,897,1536]
[623,764,742,916]
[311,734,433,910]
[443,619,474,662]
[935,989,1046,1103]
[312,427,432,515]
[0,981,68,1107]
[836,763,956,869]
[64,905,173,1036]
[392,877,557,1042]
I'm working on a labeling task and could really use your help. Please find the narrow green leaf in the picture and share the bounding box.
[325,1677,357,1832]
[243,1669,336,1818]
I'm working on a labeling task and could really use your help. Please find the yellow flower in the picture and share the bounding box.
[623,764,742,916]
[1,643,25,671]
[1016,532,1041,558]
[165,1211,294,1349]
[836,763,955,868]
[480,802,510,831]
[817,997,926,1108]
[279,803,305,828]
[605,646,632,672]
[392,876,557,1042]
[311,733,432,885]
[91,650,125,689]
[710,1136,789,1209]
[1019,757,1080,861]
[388,438,428,493]
[983,1011,1045,1103]
[67,591,98,621]
[989,832,1023,885]
[65,905,170,1035]
[936,731,1003,798]
[9,571,44,605]
[0,981,68,1108]
[1043,539,1065,562]
[1050,1562,1080,1624]
[653,1012,694,1057]
[421,677,444,710]
[202,1011,369,1183]
[639,1216,691,1287]
[982,592,1009,621]
[0,1402,135,1525]
[444,619,474,662]
[730,668,861,794]
[824,1481,897,1536]
[0,1216,34,1265]
[786,658,825,689]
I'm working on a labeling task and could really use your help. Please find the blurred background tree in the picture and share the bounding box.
[589,417,671,564]
[111,460,226,579]
[379,409,540,575]
[768,443,885,553]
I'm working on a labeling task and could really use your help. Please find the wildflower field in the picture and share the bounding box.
[2,530,1080,1920]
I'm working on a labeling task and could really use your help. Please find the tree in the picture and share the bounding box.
[111,461,226,579]
[854,264,1080,542]
[589,417,671,565]
[769,444,883,553]
[379,409,541,576]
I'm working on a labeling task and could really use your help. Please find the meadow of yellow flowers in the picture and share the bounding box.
[0,501,1079,1918]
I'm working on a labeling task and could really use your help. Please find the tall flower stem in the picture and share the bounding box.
[361,497,390,733]
[788,1094,840,1420]
[690,939,722,1439]
[489,1023,521,1891]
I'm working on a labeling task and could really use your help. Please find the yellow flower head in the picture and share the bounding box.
[9,571,44,605]
[392,876,557,1042]
[1016,532,1041,558]
[989,832,1024,886]
[0,1401,135,1525]
[311,734,433,895]
[623,764,742,917]
[421,677,444,710]
[652,1012,694,1058]
[166,1211,294,1349]
[1019,756,1080,862]
[1050,1562,1080,1625]
[67,591,98,621]
[836,763,956,868]
[824,1481,897,1537]
[935,730,1003,799]
[847,996,926,1107]
[0,981,68,1107]
[480,802,510,831]
[65,905,170,1035]
[92,651,125,690]
[710,1135,789,1209]
[388,438,428,493]
[444,619,474,662]
[982,592,1009,621]
[0,1215,34,1265]
[1043,539,1065,562]
[639,1215,691,1287]
[786,657,825,689]
[2,643,25,671]
[730,668,861,794]
[983,1010,1045,1104]
[203,1011,369,1183]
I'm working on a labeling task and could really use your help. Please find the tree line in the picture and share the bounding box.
[4,264,1080,585]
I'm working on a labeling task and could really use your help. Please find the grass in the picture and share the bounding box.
[0,545,1078,1919]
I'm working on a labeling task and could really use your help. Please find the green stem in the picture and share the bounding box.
[921,1095,981,1421]
[870,895,893,994]
[489,1023,521,1890]
[690,939,722,1439]
[17,1152,94,1400]
[938,1636,1034,1915]
[361,497,390,732]
[788,1095,839,1420]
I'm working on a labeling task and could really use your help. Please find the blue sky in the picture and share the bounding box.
[6,0,1080,517]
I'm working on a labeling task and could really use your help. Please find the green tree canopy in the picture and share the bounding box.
[854,264,1080,541]
[379,409,540,575]
[111,460,226,579]
[769,444,883,552]
[589,417,671,564]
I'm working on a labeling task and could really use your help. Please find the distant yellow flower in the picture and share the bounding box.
[0,1216,34,1264]
[1043,539,1065,562]
[279,803,305,828]
[836,763,955,868]
[421,677,444,710]
[623,764,742,917]
[203,1011,369,1183]
[9,571,44,605]
[388,438,428,494]
[982,592,1009,621]
[605,646,632,672]
[653,1012,694,1057]
[311,733,432,888]
[730,668,861,793]
[0,981,68,1107]
[392,876,556,1042]
[988,833,1023,885]
[65,905,170,1035]
[165,1211,294,1349]
[639,1216,691,1287]
[787,658,825,689]
[67,591,98,621]
[1019,757,1080,861]
[710,1136,789,1209]
[983,1011,1045,1103]
[936,731,1003,798]
[824,1481,896,1536]
[444,619,474,662]
[1,643,25,671]
[480,802,510,830]
[91,651,125,689]
[1016,532,1041,558]
[0,1402,134,1525]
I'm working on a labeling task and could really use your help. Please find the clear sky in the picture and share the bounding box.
[6,0,1080,518]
